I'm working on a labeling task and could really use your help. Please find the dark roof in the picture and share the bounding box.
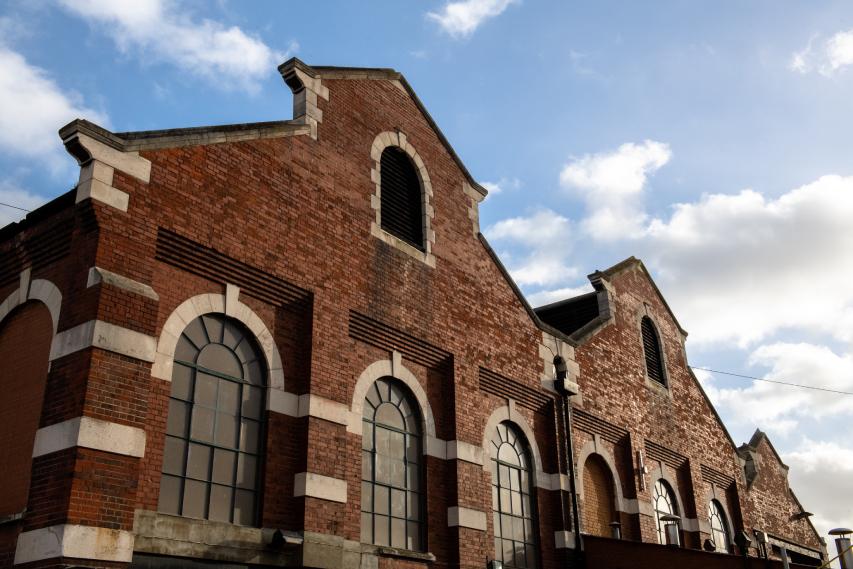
[535,292,600,337]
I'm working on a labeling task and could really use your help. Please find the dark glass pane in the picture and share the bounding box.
[234,489,255,526]
[524,517,534,540]
[202,315,224,344]
[406,465,419,491]
[158,475,182,515]
[494,512,502,538]
[527,544,537,568]
[218,380,240,413]
[233,337,259,367]
[374,514,390,546]
[236,454,257,489]
[162,436,186,475]
[361,512,372,543]
[190,407,215,443]
[375,485,389,515]
[391,517,406,548]
[241,386,263,419]
[513,516,524,541]
[375,403,404,430]
[182,479,207,518]
[183,318,209,349]
[362,450,372,480]
[407,492,419,520]
[215,412,239,447]
[175,336,199,363]
[405,435,419,461]
[376,455,405,487]
[194,373,218,408]
[244,360,263,385]
[212,448,236,485]
[362,422,373,451]
[171,364,194,400]
[222,320,243,349]
[514,542,526,568]
[365,383,382,410]
[240,419,260,452]
[198,344,242,379]
[391,488,405,517]
[167,400,189,437]
[502,539,514,565]
[209,484,233,523]
[186,443,211,480]
[407,522,420,551]
[361,482,372,512]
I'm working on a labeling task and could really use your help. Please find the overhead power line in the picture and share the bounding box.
[690,366,853,396]
[0,201,30,213]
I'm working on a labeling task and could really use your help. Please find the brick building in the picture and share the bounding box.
[0,59,825,568]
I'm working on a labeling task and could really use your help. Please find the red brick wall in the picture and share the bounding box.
[582,454,616,537]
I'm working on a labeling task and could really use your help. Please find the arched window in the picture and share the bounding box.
[641,316,666,385]
[653,479,679,545]
[380,146,424,249]
[708,499,732,553]
[490,422,538,569]
[158,314,266,526]
[361,377,423,550]
[582,454,617,537]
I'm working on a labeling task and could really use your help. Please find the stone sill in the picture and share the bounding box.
[364,544,436,562]
[0,510,25,526]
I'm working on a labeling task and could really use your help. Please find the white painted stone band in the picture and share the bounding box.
[33,417,146,458]
[87,267,159,300]
[554,530,576,549]
[0,273,62,336]
[294,472,348,503]
[447,506,487,531]
[14,524,134,564]
[49,319,157,362]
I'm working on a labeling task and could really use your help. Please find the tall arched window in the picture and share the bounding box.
[158,314,266,526]
[641,316,666,385]
[490,422,538,569]
[582,454,617,537]
[653,479,679,545]
[361,377,423,550]
[708,499,732,553]
[380,146,424,249]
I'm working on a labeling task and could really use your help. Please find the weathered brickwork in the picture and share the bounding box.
[0,59,823,569]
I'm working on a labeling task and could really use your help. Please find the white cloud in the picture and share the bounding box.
[527,284,595,308]
[790,30,853,76]
[698,344,853,436]
[480,176,521,197]
[0,46,109,171]
[58,0,294,93]
[560,140,671,238]
[427,0,518,39]
[485,209,577,287]
[0,180,48,228]
[640,175,853,346]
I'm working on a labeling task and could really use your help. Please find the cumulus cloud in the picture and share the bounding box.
[0,46,109,171]
[790,29,853,76]
[698,344,853,436]
[527,284,595,308]
[640,175,853,346]
[560,140,671,238]
[427,0,518,39]
[58,0,294,93]
[480,176,521,197]
[485,209,577,287]
[0,180,48,228]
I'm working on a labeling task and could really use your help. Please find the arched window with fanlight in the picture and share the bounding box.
[708,499,732,553]
[380,146,424,249]
[158,314,266,526]
[490,422,539,569]
[361,377,423,551]
[641,316,666,385]
[653,479,680,545]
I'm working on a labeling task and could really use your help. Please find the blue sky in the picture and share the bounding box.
[2,0,853,545]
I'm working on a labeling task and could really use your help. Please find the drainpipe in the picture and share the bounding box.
[554,356,584,568]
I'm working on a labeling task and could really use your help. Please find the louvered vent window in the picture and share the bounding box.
[380,147,424,249]
[641,316,666,385]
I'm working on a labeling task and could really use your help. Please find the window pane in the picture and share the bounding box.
[374,514,390,546]
[233,337,258,366]
[198,344,242,378]
[209,484,233,523]
[494,512,502,538]
[407,492,420,520]
[175,336,199,363]
[494,538,502,563]
[362,450,372,480]
[391,517,406,549]
[158,475,182,515]
[222,321,243,350]
[361,482,373,512]
[514,542,526,568]
[167,400,189,437]
[361,512,373,543]
[405,435,419,461]
[182,479,207,518]
[406,465,420,492]
[186,443,211,480]
[362,422,373,450]
[171,365,194,400]
[162,436,186,475]
[385,430,404,458]
[240,419,260,452]
[183,318,208,351]
[406,522,420,551]
[526,544,537,569]
[190,407,215,443]
[234,489,255,526]
[513,516,525,541]
[201,315,224,344]
[194,374,218,408]
[500,489,511,512]
[244,360,263,385]
[502,539,514,565]
[375,404,404,430]
[236,453,257,489]
[492,486,499,511]
[391,488,405,517]
[510,469,520,491]
[212,448,236,485]
[218,380,239,412]
[215,412,238,447]
[375,485,389,515]
[241,386,263,419]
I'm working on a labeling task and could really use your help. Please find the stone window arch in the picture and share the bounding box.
[158,314,266,526]
[489,421,539,569]
[708,499,732,553]
[653,479,680,545]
